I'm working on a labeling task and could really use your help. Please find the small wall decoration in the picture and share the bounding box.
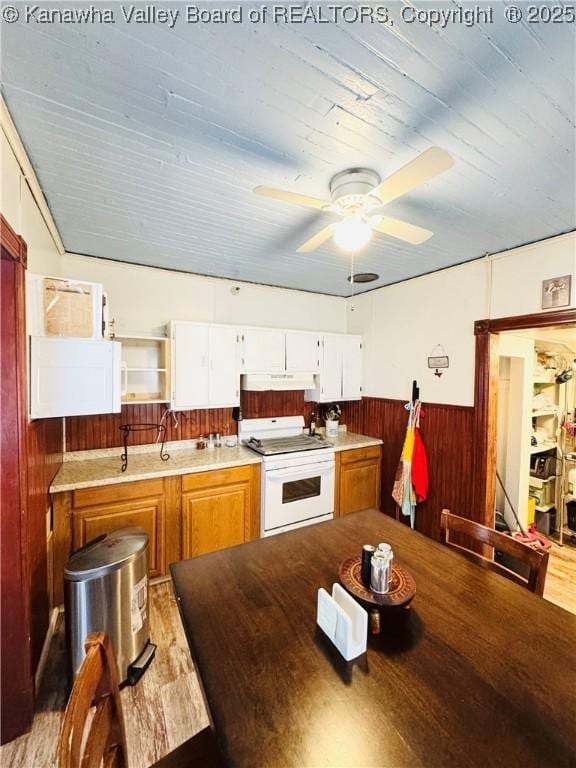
[541,275,571,310]
[428,345,449,377]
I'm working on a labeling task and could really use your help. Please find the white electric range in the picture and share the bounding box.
[238,416,335,537]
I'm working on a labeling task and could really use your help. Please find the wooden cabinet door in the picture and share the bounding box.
[209,325,240,407]
[241,328,285,373]
[337,447,381,516]
[171,321,210,410]
[181,465,259,558]
[285,331,320,373]
[342,335,362,401]
[71,478,179,578]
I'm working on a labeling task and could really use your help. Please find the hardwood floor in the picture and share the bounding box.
[544,538,576,615]
[0,581,209,768]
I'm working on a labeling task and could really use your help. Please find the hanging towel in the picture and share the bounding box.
[392,400,425,528]
[412,428,428,503]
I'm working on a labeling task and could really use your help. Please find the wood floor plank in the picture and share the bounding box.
[544,539,576,614]
[0,581,206,768]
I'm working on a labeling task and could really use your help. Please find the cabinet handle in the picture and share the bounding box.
[242,357,245,366]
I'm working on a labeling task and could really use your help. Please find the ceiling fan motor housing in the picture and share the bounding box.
[330,168,381,207]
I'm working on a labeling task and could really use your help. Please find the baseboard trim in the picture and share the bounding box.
[35,606,61,694]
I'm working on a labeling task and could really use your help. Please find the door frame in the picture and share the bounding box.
[1,215,34,742]
[472,308,576,528]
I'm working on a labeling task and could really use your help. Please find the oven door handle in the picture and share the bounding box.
[266,463,335,481]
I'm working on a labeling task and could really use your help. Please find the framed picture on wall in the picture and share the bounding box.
[541,275,571,310]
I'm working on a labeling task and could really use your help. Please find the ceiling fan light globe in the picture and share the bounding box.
[333,218,372,252]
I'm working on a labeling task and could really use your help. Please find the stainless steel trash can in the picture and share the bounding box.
[64,526,155,686]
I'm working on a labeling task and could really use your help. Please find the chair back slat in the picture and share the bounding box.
[58,633,127,768]
[441,510,549,596]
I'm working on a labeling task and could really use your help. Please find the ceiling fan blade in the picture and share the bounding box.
[372,216,433,245]
[254,186,332,211]
[370,147,454,205]
[297,223,338,253]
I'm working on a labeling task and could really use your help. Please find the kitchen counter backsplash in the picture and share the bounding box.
[64,391,311,452]
[51,429,382,493]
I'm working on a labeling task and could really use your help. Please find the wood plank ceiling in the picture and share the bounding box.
[2,3,575,295]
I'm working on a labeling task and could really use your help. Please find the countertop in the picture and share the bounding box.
[50,430,382,493]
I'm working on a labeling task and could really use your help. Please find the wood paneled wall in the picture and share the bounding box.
[240,390,309,420]
[65,391,314,451]
[27,418,63,666]
[64,393,473,542]
[341,397,475,542]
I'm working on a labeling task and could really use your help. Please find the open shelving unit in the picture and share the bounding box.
[116,334,171,404]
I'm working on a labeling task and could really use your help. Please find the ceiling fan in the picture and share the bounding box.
[254,147,454,253]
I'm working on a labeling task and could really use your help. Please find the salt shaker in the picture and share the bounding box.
[370,543,393,594]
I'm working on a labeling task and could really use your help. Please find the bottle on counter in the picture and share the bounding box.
[310,408,317,436]
[196,435,206,450]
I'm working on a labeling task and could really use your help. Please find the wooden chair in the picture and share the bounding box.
[58,632,224,768]
[58,633,127,768]
[440,510,549,597]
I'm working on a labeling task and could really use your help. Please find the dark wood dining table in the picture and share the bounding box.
[170,509,576,768]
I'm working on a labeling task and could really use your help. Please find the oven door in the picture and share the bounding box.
[263,459,335,535]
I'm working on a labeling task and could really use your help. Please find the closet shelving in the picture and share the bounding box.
[530,344,575,544]
[115,334,171,404]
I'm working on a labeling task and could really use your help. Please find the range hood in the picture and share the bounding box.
[241,373,316,392]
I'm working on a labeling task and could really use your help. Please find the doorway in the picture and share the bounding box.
[473,309,576,613]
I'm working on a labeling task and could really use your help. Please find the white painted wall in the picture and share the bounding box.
[347,259,489,406]
[491,236,576,318]
[1,130,62,275]
[59,252,347,335]
[347,233,575,406]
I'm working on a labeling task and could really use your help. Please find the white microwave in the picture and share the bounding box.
[27,274,106,339]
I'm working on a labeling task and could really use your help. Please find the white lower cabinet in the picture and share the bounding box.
[29,336,121,418]
[171,322,239,411]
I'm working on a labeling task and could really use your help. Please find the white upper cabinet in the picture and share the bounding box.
[342,335,363,400]
[285,331,320,373]
[171,322,239,411]
[171,322,210,410]
[171,321,361,410]
[241,328,285,373]
[305,333,363,403]
[321,334,345,401]
[209,325,240,407]
[29,337,121,418]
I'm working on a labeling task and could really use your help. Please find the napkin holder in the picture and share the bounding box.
[317,583,367,661]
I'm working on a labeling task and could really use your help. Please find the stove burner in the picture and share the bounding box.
[244,433,333,456]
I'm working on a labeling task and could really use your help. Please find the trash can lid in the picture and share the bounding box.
[64,526,149,581]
